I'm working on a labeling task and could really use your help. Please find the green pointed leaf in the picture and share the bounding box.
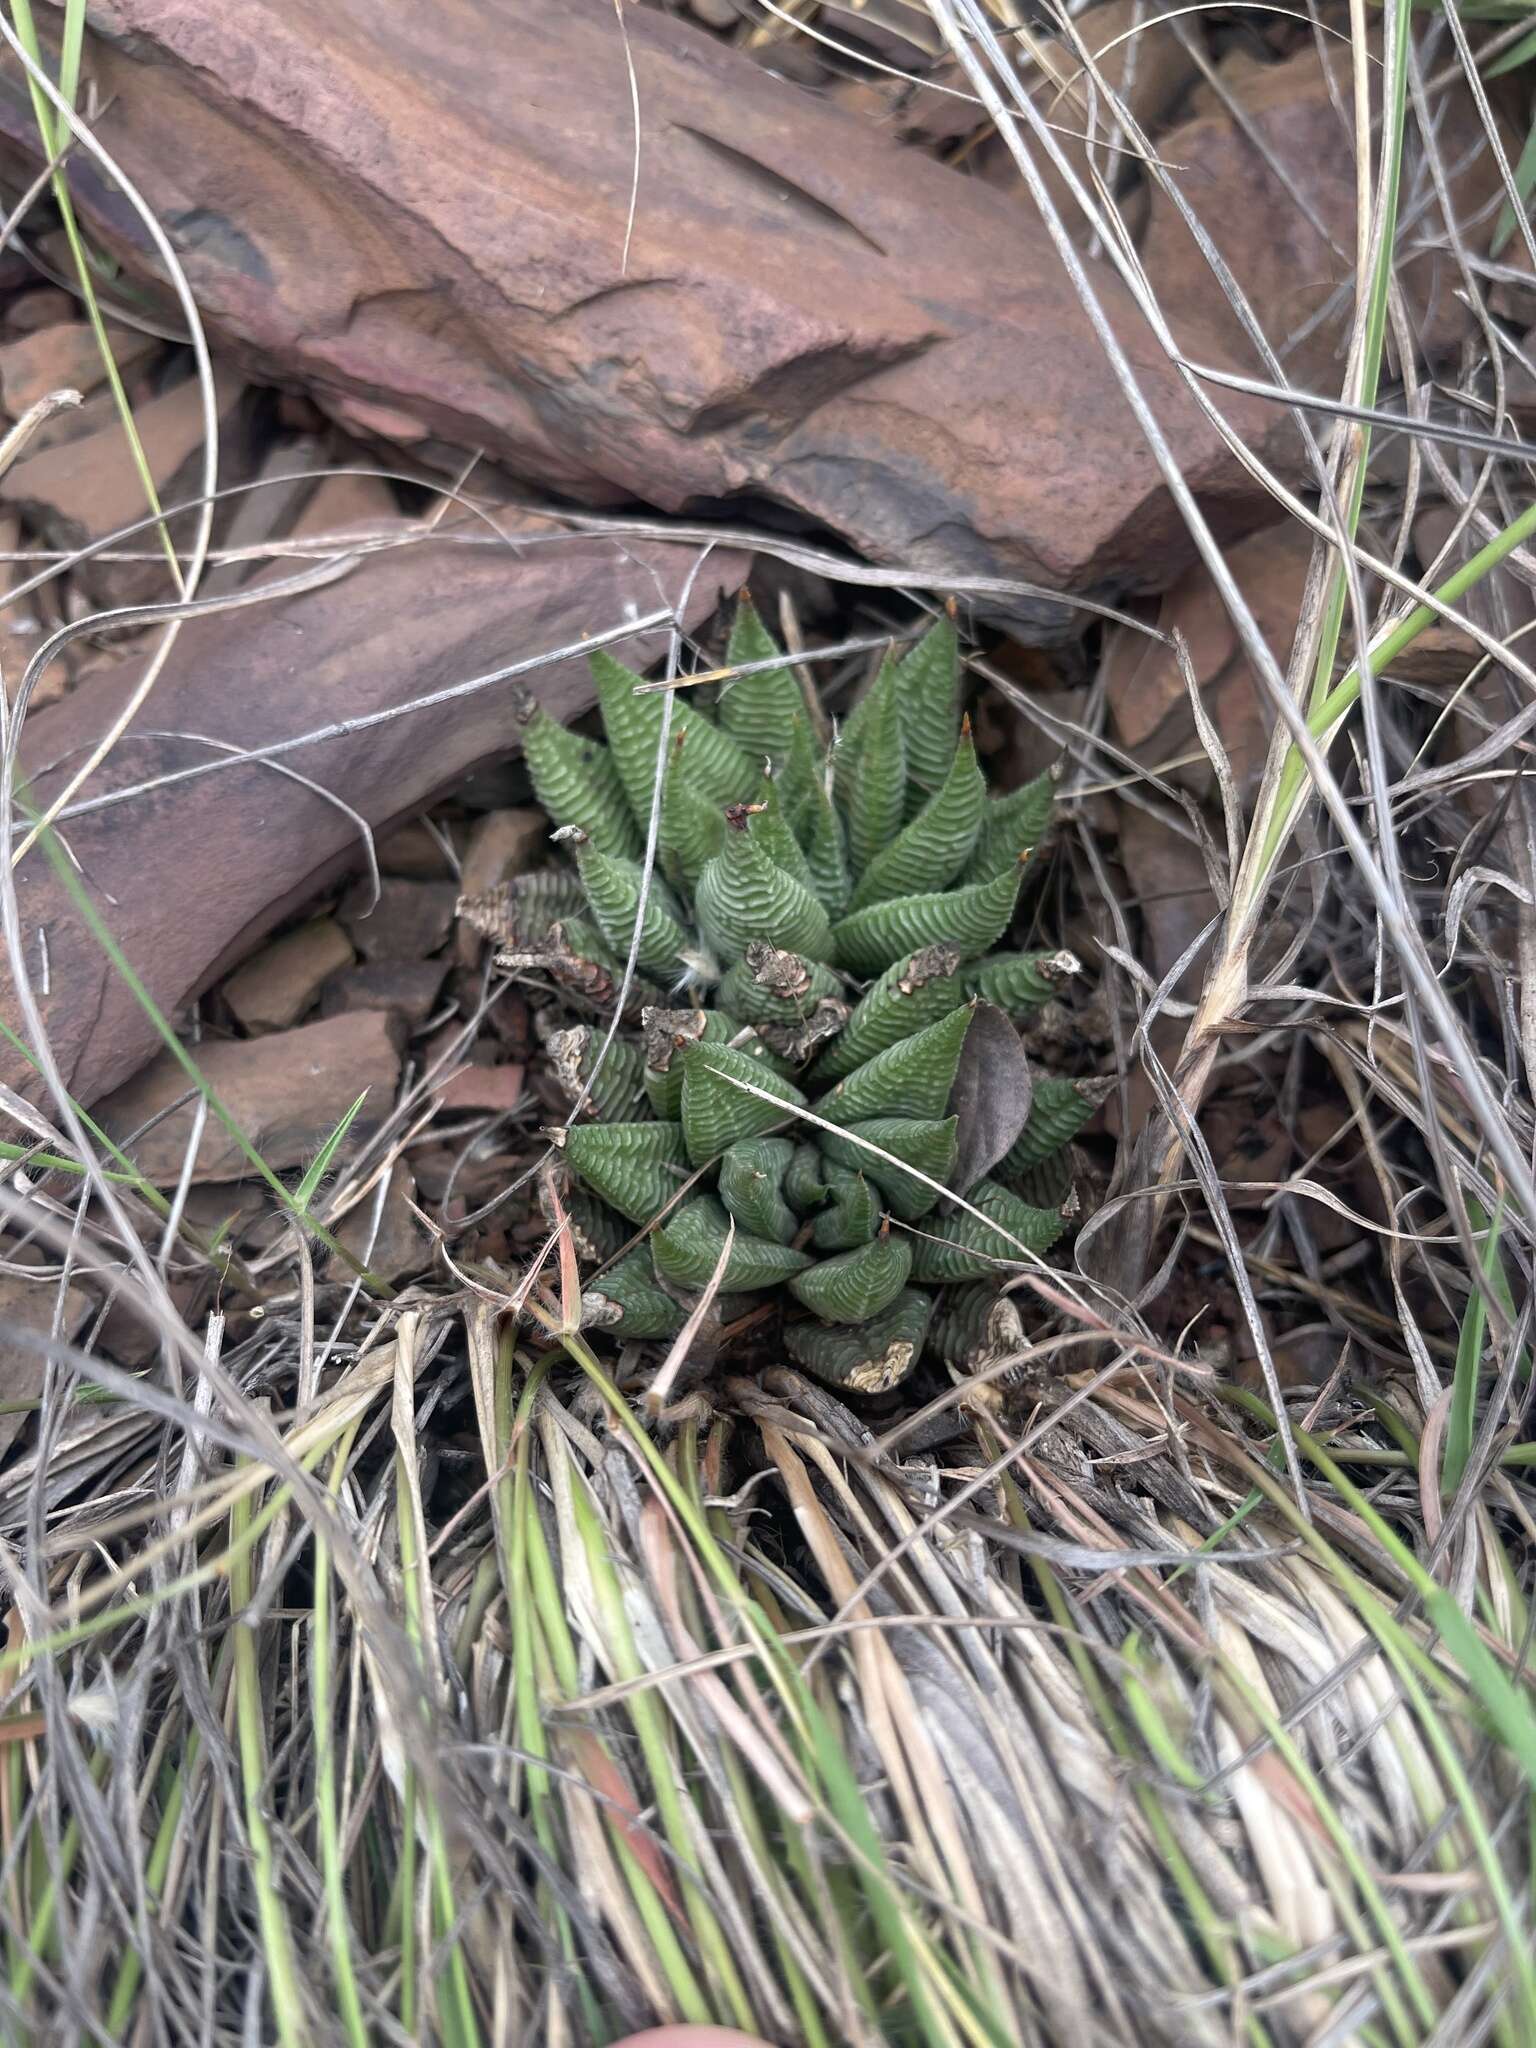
[798,772,851,917]
[966,949,1080,1014]
[696,816,835,964]
[659,732,726,891]
[679,1040,807,1165]
[846,663,906,879]
[516,696,640,859]
[784,1288,933,1392]
[719,592,804,763]
[545,1026,649,1123]
[812,1167,880,1250]
[910,1180,1063,1283]
[819,1116,957,1221]
[581,1245,685,1339]
[295,1091,369,1207]
[847,722,984,913]
[829,663,882,811]
[831,860,1024,976]
[1005,1149,1074,1210]
[653,1196,812,1290]
[818,1004,974,1125]
[812,944,964,1084]
[777,713,826,837]
[718,1135,798,1244]
[592,649,759,833]
[747,774,818,893]
[892,614,961,799]
[785,1143,831,1213]
[965,773,1055,883]
[790,1231,911,1324]
[562,1120,688,1225]
[574,838,692,979]
[1001,1075,1112,1174]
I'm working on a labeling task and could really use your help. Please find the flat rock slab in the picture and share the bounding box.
[0,0,1295,633]
[96,1009,402,1184]
[221,916,355,1033]
[5,526,738,1111]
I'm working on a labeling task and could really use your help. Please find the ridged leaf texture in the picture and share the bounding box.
[545,1026,648,1123]
[967,949,1079,1014]
[965,773,1055,882]
[910,1180,1064,1283]
[747,775,819,894]
[679,1041,807,1166]
[696,822,834,964]
[717,944,842,1028]
[653,1197,812,1290]
[813,945,964,1084]
[591,650,759,831]
[784,1289,934,1393]
[517,700,639,859]
[846,721,984,913]
[1001,1075,1109,1173]
[790,1231,912,1324]
[641,1007,737,1118]
[718,1136,798,1245]
[581,1246,685,1339]
[821,1004,974,1126]
[575,840,691,979]
[660,731,726,890]
[719,592,804,764]
[830,860,1024,976]
[845,662,906,879]
[561,1121,687,1226]
[819,1117,957,1222]
[931,1283,1026,1372]
[812,1167,880,1250]
[893,615,962,799]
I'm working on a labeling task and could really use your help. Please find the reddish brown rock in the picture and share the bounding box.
[320,958,449,1028]
[377,819,456,879]
[0,320,160,418]
[95,1010,402,1184]
[5,526,739,1111]
[339,876,459,963]
[0,0,1298,633]
[3,367,244,537]
[4,288,74,334]
[221,916,355,1033]
[433,1061,527,1116]
[327,1160,431,1283]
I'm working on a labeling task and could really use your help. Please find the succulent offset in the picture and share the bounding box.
[463,601,1103,1393]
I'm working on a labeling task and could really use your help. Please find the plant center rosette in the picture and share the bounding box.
[459,601,1105,1394]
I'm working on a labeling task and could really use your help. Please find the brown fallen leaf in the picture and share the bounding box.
[947,1002,1035,1195]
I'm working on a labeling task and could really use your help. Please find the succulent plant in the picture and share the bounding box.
[464,599,1102,1394]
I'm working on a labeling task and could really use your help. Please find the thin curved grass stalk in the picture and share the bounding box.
[466,599,1091,1387]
